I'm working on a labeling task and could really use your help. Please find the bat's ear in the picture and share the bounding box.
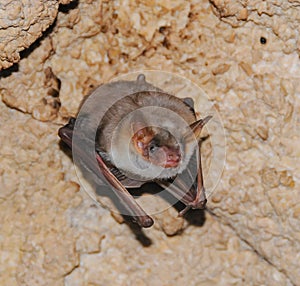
[182,97,196,115]
[130,111,155,157]
[182,97,194,109]
[184,115,212,142]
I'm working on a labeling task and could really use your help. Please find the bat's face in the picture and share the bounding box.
[132,126,182,169]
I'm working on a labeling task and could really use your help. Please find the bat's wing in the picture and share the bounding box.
[100,157,146,189]
[95,153,153,227]
[58,117,153,228]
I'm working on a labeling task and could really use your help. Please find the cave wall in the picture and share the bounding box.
[0,0,299,285]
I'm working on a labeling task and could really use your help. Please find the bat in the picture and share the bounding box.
[58,74,211,228]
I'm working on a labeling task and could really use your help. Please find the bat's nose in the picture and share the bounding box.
[164,147,181,168]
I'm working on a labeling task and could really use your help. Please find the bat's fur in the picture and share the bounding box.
[97,91,198,180]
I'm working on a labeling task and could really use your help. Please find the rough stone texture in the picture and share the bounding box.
[0,0,299,285]
[0,102,291,285]
[210,0,300,57]
[0,0,74,70]
[0,101,81,286]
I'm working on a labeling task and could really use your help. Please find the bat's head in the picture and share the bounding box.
[132,125,181,169]
[106,94,212,181]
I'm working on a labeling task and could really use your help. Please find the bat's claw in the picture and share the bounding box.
[178,198,207,217]
[133,216,154,228]
[141,217,154,228]
[195,198,207,209]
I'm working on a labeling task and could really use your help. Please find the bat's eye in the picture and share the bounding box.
[149,142,158,154]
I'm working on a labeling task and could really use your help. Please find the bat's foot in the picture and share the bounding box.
[194,198,207,209]
[133,215,154,228]
[178,198,207,217]
[142,217,154,228]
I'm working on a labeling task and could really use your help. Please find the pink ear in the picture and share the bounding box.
[132,125,154,142]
